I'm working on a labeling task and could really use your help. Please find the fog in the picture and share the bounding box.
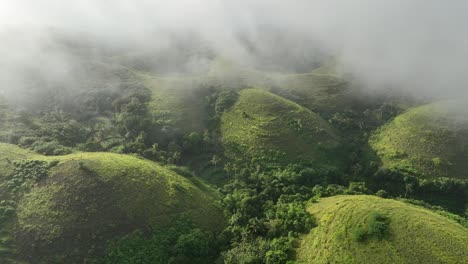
[1,0,467,104]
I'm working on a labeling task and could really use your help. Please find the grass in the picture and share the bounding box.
[134,58,351,134]
[221,88,344,167]
[221,89,343,171]
[271,70,349,114]
[0,143,224,263]
[0,143,38,176]
[136,58,272,133]
[137,72,212,132]
[370,100,468,178]
[297,195,468,264]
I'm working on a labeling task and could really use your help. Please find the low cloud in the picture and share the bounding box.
[0,0,467,103]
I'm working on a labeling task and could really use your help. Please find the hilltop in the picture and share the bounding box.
[220,88,345,169]
[370,100,468,178]
[0,143,224,263]
[297,195,468,264]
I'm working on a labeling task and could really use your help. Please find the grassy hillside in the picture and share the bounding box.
[0,143,224,263]
[137,59,271,133]
[0,144,38,176]
[137,73,212,132]
[221,88,344,168]
[297,195,468,264]
[370,100,468,178]
[135,59,348,133]
[272,72,348,114]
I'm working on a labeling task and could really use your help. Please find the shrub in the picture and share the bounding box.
[0,200,16,222]
[376,190,389,198]
[32,140,73,155]
[352,212,390,242]
[97,218,218,264]
[166,165,194,178]
[346,182,368,194]
[8,160,52,196]
[265,250,288,264]
[215,90,239,117]
[223,238,269,264]
[266,201,315,238]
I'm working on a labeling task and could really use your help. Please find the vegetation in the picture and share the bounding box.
[221,88,345,169]
[0,144,223,263]
[0,56,467,263]
[370,100,468,179]
[95,218,219,264]
[271,71,348,115]
[297,195,468,264]
[352,211,390,242]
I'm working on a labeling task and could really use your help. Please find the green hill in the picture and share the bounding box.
[135,60,347,134]
[136,59,271,133]
[370,100,468,178]
[137,73,212,132]
[273,72,348,114]
[220,88,344,168]
[0,143,224,263]
[297,195,468,264]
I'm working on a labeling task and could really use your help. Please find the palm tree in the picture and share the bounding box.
[404,183,413,198]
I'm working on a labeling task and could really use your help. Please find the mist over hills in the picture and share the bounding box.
[0,1,467,264]
[1,0,468,104]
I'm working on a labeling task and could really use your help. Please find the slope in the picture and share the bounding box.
[297,195,468,264]
[273,72,349,114]
[0,143,224,263]
[370,100,468,178]
[221,88,344,168]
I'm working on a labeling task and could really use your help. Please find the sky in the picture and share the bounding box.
[0,0,467,100]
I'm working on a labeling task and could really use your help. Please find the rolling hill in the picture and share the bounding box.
[0,143,224,263]
[370,100,468,178]
[272,71,349,115]
[220,88,345,168]
[297,195,468,264]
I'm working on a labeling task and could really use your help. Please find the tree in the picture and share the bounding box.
[404,183,413,198]
[210,155,220,168]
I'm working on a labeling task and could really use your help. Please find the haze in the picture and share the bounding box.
[1,0,467,101]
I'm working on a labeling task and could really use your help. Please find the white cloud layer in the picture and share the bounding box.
[0,0,467,100]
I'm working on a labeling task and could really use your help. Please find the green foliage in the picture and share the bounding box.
[328,103,401,132]
[370,100,468,179]
[31,140,73,155]
[221,164,320,263]
[297,195,468,264]
[398,198,468,227]
[375,189,389,198]
[166,165,194,178]
[215,90,240,116]
[1,60,468,264]
[0,200,15,222]
[6,160,54,198]
[223,238,270,264]
[369,167,467,215]
[96,218,218,264]
[265,201,315,238]
[9,151,224,263]
[346,182,369,194]
[221,88,345,169]
[224,237,296,264]
[115,97,154,140]
[352,212,390,242]
[271,72,348,115]
[311,182,369,199]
